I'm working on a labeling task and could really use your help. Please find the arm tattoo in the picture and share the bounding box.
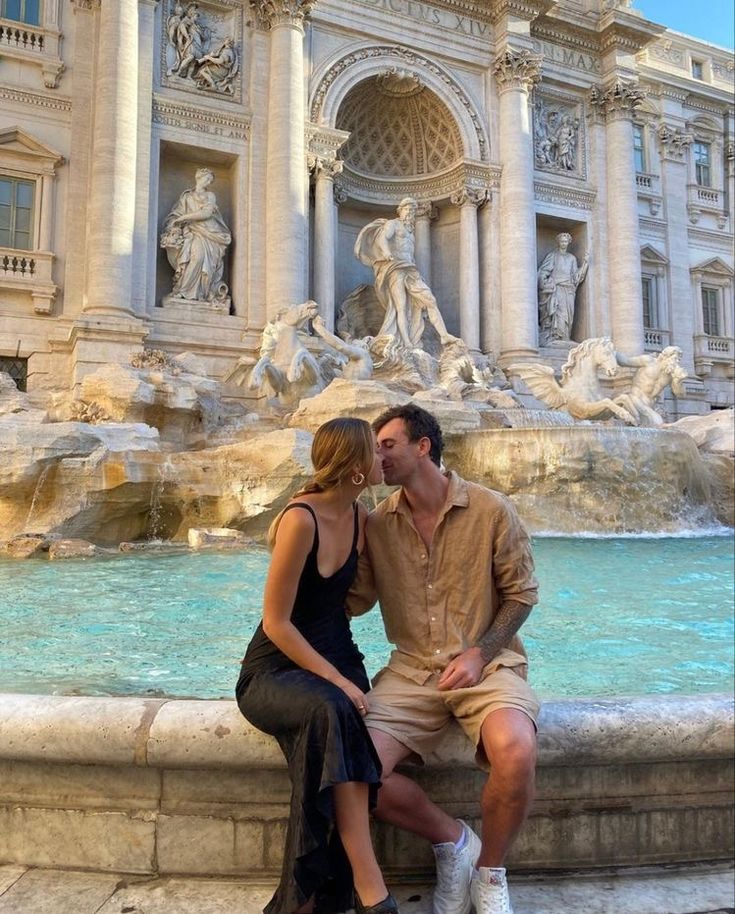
[476,600,532,664]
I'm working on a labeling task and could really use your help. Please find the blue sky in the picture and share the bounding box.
[634,0,734,49]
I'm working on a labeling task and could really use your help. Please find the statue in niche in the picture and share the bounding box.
[614,346,688,427]
[534,99,580,172]
[509,338,638,424]
[537,232,589,347]
[354,197,457,352]
[160,167,232,309]
[194,37,239,94]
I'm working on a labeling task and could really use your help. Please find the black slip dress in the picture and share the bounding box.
[235,502,382,914]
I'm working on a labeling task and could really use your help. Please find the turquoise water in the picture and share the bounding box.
[2,536,733,699]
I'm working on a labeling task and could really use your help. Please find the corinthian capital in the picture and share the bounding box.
[72,0,101,10]
[450,187,487,207]
[308,154,343,179]
[588,79,645,122]
[493,48,542,93]
[657,123,693,161]
[251,0,316,29]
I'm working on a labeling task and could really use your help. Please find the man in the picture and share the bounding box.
[614,346,687,427]
[353,198,456,351]
[348,405,539,914]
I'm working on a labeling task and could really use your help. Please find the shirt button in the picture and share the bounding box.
[431,616,436,621]
[435,649,441,654]
[421,554,426,559]
[427,584,433,589]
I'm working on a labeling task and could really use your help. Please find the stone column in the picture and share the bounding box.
[255,1,315,317]
[309,155,342,330]
[450,188,485,351]
[494,48,541,364]
[591,79,646,355]
[658,122,695,372]
[414,202,435,286]
[84,0,139,316]
[479,193,500,354]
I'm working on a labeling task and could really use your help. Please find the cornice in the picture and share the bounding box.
[337,159,501,205]
[152,95,251,140]
[597,8,665,55]
[534,179,596,210]
[489,0,556,25]
[0,86,71,113]
[532,21,600,55]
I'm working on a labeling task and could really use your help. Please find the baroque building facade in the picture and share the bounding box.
[0,0,733,412]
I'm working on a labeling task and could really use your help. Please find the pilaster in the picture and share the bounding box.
[450,188,485,351]
[590,79,646,355]
[658,123,695,373]
[494,47,542,363]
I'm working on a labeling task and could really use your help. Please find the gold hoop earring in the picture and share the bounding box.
[351,472,365,486]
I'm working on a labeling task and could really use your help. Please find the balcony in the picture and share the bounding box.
[0,247,57,313]
[687,185,728,228]
[694,334,735,378]
[0,15,63,88]
[643,328,671,351]
[636,172,662,216]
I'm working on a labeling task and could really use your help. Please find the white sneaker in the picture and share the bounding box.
[432,820,482,914]
[470,867,514,914]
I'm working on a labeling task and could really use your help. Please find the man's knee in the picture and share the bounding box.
[367,727,412,779]
[481,710,537,780]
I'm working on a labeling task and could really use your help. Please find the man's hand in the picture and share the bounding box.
[437,647,486,691]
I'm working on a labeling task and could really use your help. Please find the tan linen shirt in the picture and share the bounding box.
[347,472,538,685]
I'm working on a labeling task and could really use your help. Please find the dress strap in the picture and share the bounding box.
[281,502,319,552]
[351,502,360,553]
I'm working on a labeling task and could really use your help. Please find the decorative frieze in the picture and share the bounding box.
[588,79,644,121]
[493,48,542,93]
[310,45,489,163]
[657,123,693,161]
[533,92,585,179]
[534,180,596,211]
[337,160,499,206]
[250,0,316,29]
[152,95,251,139]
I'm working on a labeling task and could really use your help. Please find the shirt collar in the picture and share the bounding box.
[388,470,470,515]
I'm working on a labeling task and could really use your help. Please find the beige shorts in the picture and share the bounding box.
[365,664,540,767]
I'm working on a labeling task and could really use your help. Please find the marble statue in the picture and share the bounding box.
[194,37,239,94]
[311,316,373,381]
[160,168,232,308]
[173,4,211,79]
[165,2,186,75]
[509,338,637,423]
[614,346,688,427]
[354,197,456,351]
[537,233,589,346]
[236,301,326,408]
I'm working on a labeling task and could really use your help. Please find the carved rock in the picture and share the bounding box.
[669,408,734,455]
[288,379,410,434]
[188,527,254,549]
[48,539,101,560]
[0,534,51,559]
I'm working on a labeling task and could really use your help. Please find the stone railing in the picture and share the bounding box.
[0,15,63,88]
[643,328,670,350]
[635,172,658,191]
[0,692,732,877]
[635,172,662,215]
[695,334,733,357]
[0,247,56,313]
[688,184,725,210]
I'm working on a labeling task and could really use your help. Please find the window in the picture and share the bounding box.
[691,60,704,80]
[0,0,40,25]
[0,176,34,250]
[702,286,720,336]
[0,356,27,391]
[642,275,658,328]
[633,125,646,173]
[693,142,711,186]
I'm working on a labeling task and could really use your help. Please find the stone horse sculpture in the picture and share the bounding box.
[509,337,637,424]
[226,301,325,409]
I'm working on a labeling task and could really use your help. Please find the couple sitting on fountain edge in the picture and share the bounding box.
[236,403,539,914]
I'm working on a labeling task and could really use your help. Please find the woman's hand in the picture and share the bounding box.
[335,677,369,716]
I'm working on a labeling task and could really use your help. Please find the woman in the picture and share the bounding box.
[236,418,396,914]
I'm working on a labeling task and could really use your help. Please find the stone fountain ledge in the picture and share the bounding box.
[0,693,732,877]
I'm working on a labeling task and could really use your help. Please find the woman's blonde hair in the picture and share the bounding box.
[267,417,374,547]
